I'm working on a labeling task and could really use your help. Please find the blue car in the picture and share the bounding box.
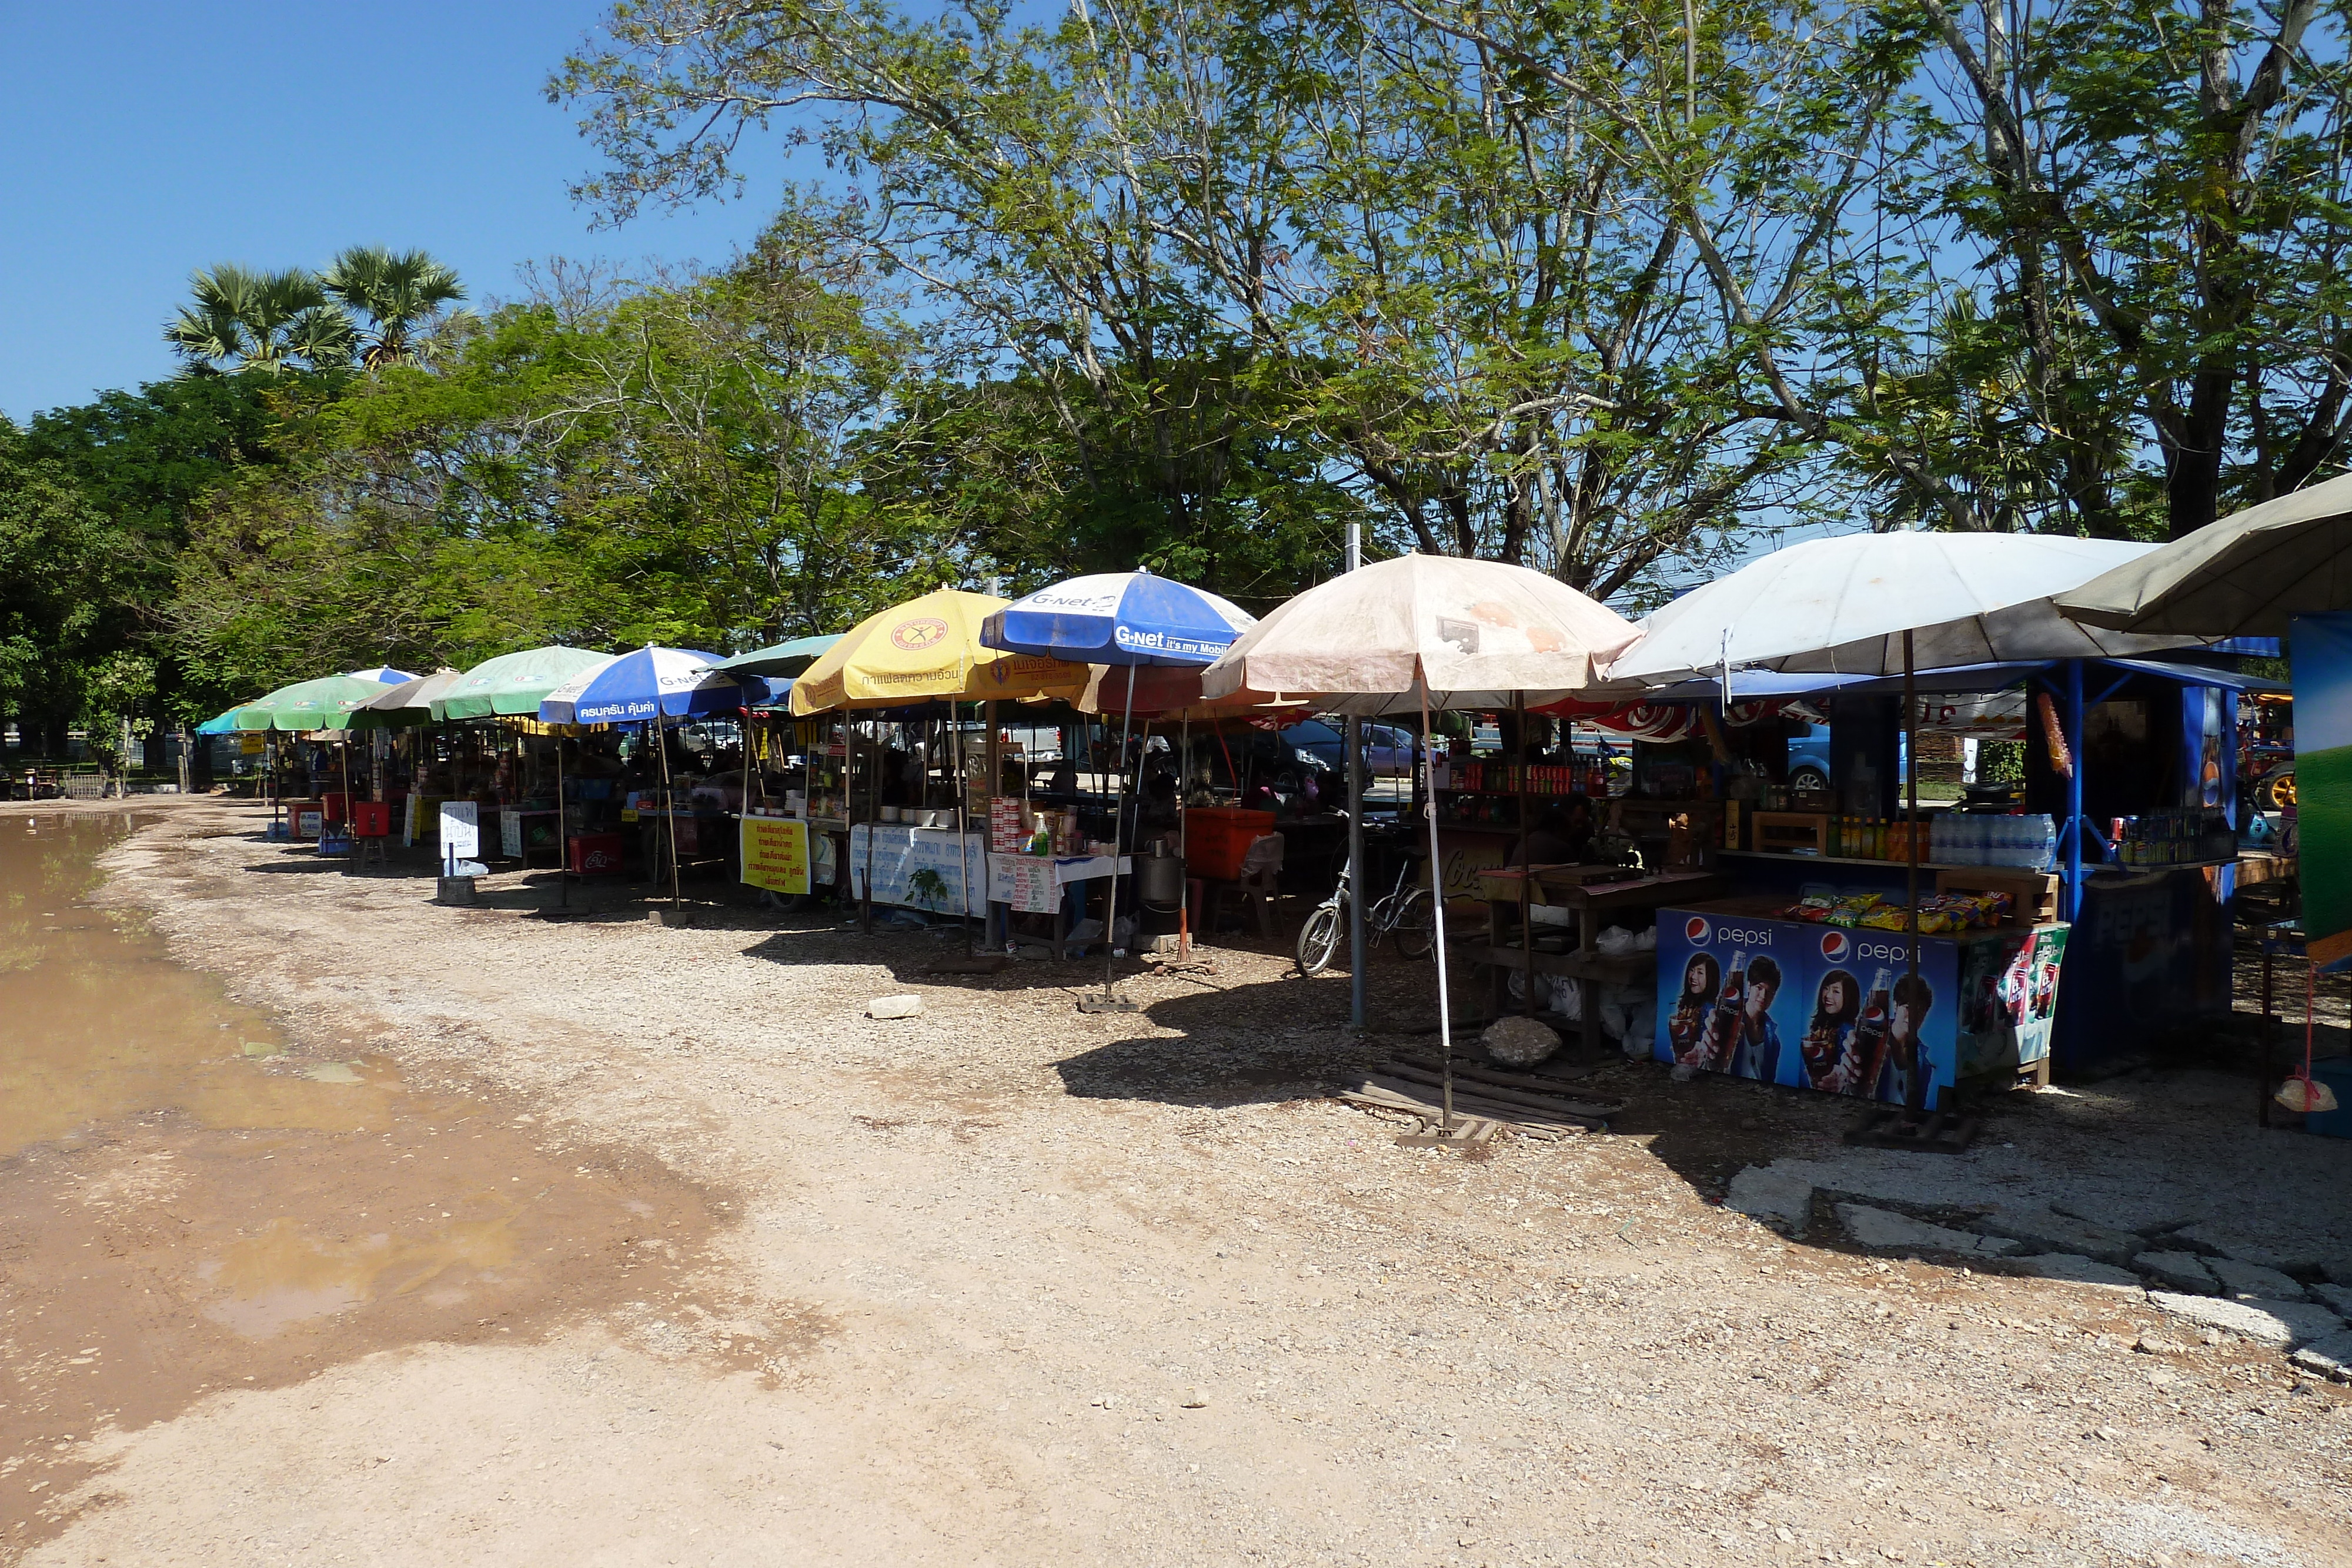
[1788,723,1832,793]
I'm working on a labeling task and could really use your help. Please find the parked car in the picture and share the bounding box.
[1788,723,1832,793]
[1276,718,1419,777]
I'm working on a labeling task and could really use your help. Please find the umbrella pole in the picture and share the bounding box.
[1422,686,1455,1130]
[1180,715,1192,960]
[861,721,875,936]
[1514,691,1534,1019]
[556,731,569,910]
[1091,663,1140,1004]
[656,716,682,912]
[1903,630,1924,1123]
[954,701,974,950]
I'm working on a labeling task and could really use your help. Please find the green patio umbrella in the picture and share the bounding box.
[716,634,843,680]
[432,645,615,722]
[225,675,402,732]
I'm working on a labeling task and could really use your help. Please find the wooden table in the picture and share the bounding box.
[1470,865,1728,1051]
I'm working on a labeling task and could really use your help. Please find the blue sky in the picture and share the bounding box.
[1,2,783,422]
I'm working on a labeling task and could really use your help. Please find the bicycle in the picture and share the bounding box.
[1296,814,1435,974]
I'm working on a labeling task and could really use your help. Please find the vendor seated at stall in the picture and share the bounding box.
[564,737,625,777]
[878,748,914,808]
[1137,770,1180,841]
[1506,795,1596,866]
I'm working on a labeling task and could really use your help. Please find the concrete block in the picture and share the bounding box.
[2170,1223,2320,1276]
[1838,1203,2020,1258]
[1727,1166,1815,1234]
[1974,1205,2142,1266]
[2134,1251,2218,1295]
[2009,1253,2145,1291]
[2149,1292,2344,1349]
[2207,1255,2307,1303]
[2289,1329,2352,1382]
[2309,1282,2352,1316]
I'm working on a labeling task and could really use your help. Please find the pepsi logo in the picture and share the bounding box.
[1819,931,1850,962]
[1684,916,1709,942]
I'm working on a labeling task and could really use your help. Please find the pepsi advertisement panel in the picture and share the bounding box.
[1655,905,1963,1111]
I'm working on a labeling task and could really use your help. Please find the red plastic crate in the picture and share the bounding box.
[567,833,624,874]
[1184,807,1276,881]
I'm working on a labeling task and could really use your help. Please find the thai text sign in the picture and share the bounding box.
[740,817,811,895]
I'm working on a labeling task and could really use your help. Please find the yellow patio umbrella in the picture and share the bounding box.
[787,588,1093,714]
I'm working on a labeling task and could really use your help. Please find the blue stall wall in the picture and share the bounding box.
[2047,865,2235,1073]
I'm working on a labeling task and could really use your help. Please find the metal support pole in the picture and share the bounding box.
[1347,713,1367,1030]
[2065,659,2086,923]
[655,713,682,911]
[1514,691,1534,1018]
[1345,516,1366,1029]
[1903,630,1924,1119]
[1421,685,1455,1129]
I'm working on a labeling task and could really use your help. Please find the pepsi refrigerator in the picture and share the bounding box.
[1654,898,2067,1109]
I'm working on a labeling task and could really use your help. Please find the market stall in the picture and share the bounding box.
[1601,532,2267,1105]
[783,589,1092,938]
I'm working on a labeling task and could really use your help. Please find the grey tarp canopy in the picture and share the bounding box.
[2054,470,2352,637]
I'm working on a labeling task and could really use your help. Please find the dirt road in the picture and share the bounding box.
[4,800,2346,1566]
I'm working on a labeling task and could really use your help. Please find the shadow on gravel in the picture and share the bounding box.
[1054,1031,1373,1109]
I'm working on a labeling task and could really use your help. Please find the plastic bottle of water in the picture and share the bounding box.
[1957,815,1980,867]
[2036,813,2057,871]
[1993,815,2018,867]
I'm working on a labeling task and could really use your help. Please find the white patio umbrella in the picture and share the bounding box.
[1608,533,2200,682]
[1201,553,1642,1129]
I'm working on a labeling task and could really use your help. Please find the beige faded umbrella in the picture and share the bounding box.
[1200,553,1641,1129]
[1202,553,1641,712]
[2053,470,2352,638]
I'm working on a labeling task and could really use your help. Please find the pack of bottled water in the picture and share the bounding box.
[1930,811,2056,870]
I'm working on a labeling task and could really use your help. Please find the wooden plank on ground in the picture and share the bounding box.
[1369,1063,1619,1120]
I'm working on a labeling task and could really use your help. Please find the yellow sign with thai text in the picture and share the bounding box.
[740,815,810,895]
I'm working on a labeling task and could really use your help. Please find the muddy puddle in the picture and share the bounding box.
[0,811,743,1553]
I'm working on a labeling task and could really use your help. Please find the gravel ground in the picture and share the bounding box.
[11,798,2352,1567]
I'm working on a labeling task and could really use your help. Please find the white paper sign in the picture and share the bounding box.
[439,800,480,861]
[847,824,987,914]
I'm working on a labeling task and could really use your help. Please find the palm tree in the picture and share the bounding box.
[163,265,354,374]
[319,246,470,369]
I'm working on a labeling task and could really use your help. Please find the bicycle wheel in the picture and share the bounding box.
[1296,901,1345,974]
[1384,887,1436,959]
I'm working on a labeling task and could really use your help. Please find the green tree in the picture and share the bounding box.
[551,0,1927,595]
[24,371,322,721]
[319,246,475,369]
[0,420,132,753]
[163,265,355,375]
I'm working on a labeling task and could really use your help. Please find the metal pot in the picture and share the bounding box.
[1136,851,1185,910]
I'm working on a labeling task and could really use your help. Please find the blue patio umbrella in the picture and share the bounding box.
[536,646,749,726]
[983,570,1257,1005]
[345,666,419,684]
[981,570,1253,667]
[538,646,753,909]
[195,711,239,735]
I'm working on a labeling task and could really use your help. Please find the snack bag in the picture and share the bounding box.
[1826,893,1884,928]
